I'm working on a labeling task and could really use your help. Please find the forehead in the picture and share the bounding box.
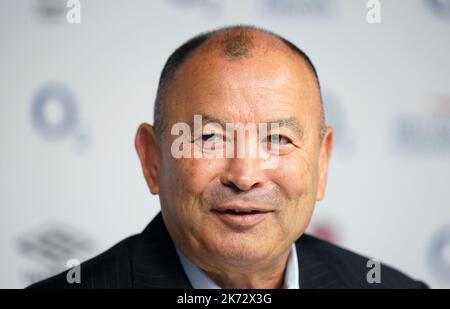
[165,44,321,124]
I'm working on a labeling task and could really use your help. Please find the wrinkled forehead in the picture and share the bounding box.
[165,44,321,126]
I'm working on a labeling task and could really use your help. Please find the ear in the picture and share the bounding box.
[135,123,161,195]
[316,127,334,201]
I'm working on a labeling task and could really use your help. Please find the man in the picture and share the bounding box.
[28,25,427,289]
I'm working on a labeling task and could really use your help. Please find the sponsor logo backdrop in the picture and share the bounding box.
[0,0,449,288]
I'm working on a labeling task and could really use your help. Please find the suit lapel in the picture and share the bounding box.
[296,234,347,289]
[131,213,192,288]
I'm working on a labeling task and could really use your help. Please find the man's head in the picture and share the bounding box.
[135,25,333,279]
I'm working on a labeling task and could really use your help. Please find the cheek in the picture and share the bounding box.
[160,158,225,241]
[269,154,320,234]
[270,155,316,198]
[177,158,224,196]
[165,157,226,226]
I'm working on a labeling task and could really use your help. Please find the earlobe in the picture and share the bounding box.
[135,123,161,195]
[316,127,334,201]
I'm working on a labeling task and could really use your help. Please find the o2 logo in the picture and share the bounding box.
[428,225,450,283]
[424,0,450,19]
[31,83,90,153]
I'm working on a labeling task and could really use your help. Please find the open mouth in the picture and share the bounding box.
[211,206,273,228]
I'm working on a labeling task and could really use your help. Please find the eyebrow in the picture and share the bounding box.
[188,114,303,140]
[265,117,304,140]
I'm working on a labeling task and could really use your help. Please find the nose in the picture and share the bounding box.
[220,156,268,191]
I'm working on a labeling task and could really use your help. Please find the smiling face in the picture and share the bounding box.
[136,30,333,276]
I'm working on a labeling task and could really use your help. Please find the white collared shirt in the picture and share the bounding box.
[176,244,299,289]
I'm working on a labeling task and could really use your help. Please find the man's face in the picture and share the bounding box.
[139,45,332,271]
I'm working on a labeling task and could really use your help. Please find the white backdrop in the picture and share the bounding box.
[1,0,449,288]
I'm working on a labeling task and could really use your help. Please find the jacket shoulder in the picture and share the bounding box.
[299,234,429,289]
[26,235,138,289]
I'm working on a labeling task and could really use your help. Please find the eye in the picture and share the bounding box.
[195,133,228,148]
[264,134,292,145]
[201,133,223,142]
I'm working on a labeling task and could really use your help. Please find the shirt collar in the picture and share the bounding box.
[176,244,299,289]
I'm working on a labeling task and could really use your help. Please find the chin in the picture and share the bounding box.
[204,229,279,265]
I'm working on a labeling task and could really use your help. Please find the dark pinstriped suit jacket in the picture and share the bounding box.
[27,213,428,289]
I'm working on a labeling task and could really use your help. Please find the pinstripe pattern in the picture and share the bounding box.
[27,212,428,289]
